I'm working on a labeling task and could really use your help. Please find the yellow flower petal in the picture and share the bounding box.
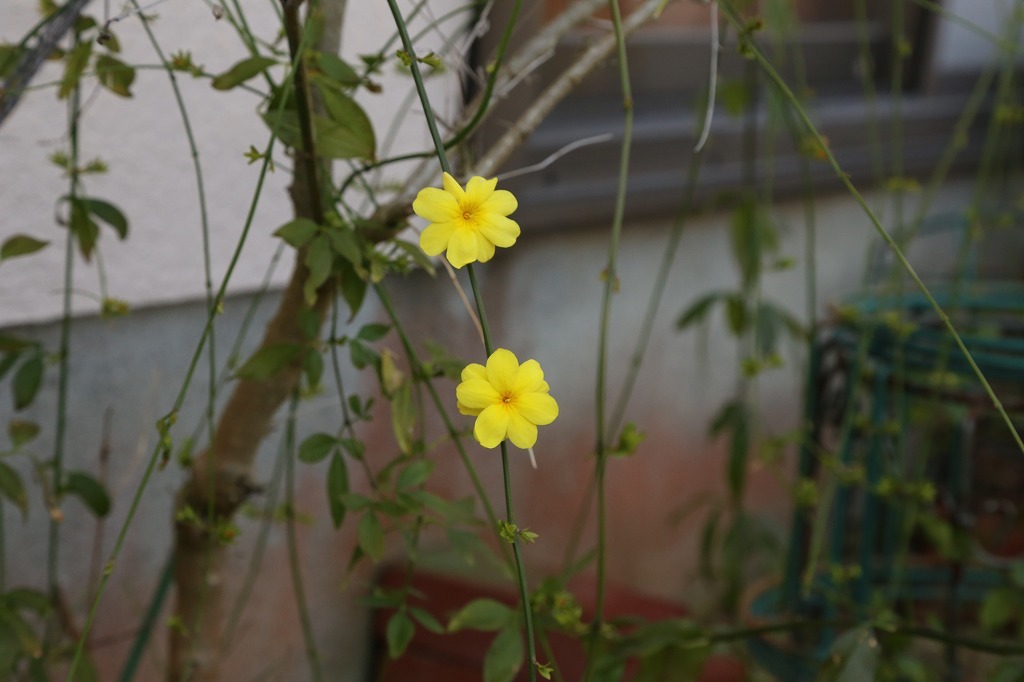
[474,230,496,263]
[476,214,520,249]
[420,221,456,256]
[446,227,478,268]
[456,378,501,410]
[512,359,545,394]
[474,404,509,448]
[442,172,466,201]
[465,176,498,204]
[461,363,487,382]
[506,410,538,449]
[514,392,558,425]
[481,189,518,216]
[413,187,460,223]
[486,348,519,395]
[456,350,557,451]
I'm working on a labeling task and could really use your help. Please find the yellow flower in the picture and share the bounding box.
[456,348,558,449]
[413,172,521,268]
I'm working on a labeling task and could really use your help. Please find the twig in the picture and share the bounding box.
[473,0,675,178]
[694,2,719,152]
[498,133,613,180]
[0,0,92,127]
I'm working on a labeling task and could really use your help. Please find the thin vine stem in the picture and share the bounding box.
[47,46,80,656]
[373,281,511,567]
[341,0,520,197]
[718,0,1024,458]
[65,30,307,680]
[383,0,538,677]
[283,393,325,682]
[584,1,633,678]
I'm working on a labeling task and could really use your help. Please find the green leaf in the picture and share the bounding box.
[385,611,415,659]
[13,355,43,410]
[80,198,128,239]
[0,235,48,261]
[676,292,723,330]
[326,226,362,265]
[3,589,50,616]
[397,460,433,491]
[339,493,372,511]
[0,45,25,80]
[483,624,524,682]
[726,404,750,500]
[409,606,444,634]
[339,438,365,460]
[349,339,378,370]
[980,588,1015,632]
[390,383,415,456]
[327,453,349,528]
[316,88,376,160]
[7,420,39,447]
[211,56,276,90]
[0,353,20,382]
[95,54,135,97]
[340,264,367,319]
[448,599,514,633]
[357,512,385,561]
[235,343,302,381]
[0,462,27,518]
[311,53,361,87]
[298,432,337,464]
[0,607,41,659]
[302,349,323,390]
[393,238,435,275]
[274,218,319,248]
[303,234,333,306]
[357,323,390,342]
[68,198,99,260]
[725,294,747,335]
[58,40,92,100]
[64,471,111,517]
[728,201,769,289]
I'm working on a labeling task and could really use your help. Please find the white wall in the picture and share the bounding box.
[0,0,465,326]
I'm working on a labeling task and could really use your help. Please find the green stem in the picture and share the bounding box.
[374,282,509,565]
[116,555,174,682]
[66,32,304,681]
[584,2,632,678]
[718,0,1024,458]
[47,36,80,656]
[341,0,521,198]
[284,394,325,682]
[384,2,535,675]
[608,150,703,439]
[384,0,450,175]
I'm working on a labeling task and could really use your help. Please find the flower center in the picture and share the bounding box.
[501,394,512,405]
[459,202,478,224]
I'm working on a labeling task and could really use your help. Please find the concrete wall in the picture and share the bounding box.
[0,174,983,678]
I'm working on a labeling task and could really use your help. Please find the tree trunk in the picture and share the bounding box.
[168,1,346,678]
